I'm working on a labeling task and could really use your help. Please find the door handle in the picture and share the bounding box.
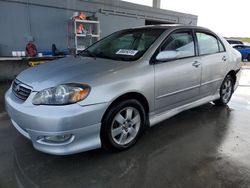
[192,61,201,68]
[222,56,227,61]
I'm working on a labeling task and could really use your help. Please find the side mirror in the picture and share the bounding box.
[156,50,178,62]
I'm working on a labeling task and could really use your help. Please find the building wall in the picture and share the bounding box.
[0,0,198,56]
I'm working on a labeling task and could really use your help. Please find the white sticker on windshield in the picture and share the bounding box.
[116,49,138,56]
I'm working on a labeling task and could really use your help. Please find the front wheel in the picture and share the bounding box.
[214,75,234,106]
[101,99,146,151]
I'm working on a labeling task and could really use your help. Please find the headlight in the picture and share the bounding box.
[32,83,91,105]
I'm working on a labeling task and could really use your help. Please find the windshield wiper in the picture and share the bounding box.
[81,51,130,61]
[113,56,130,61]
[79,50,96,58]
[95,52,131,61]
[94,52,112,60]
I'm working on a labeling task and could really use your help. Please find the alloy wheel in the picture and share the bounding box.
[111,107,141,146]
[222,79,233,103]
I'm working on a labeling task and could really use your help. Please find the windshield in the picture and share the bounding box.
[79,28,165,61]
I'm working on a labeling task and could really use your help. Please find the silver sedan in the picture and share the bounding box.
[5,25,241,155]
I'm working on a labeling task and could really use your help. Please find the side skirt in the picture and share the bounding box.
[149,93,220,127]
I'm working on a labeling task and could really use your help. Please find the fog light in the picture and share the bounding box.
[44,134,72,143]
[37,134,74,145]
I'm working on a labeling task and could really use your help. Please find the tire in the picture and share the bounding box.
[101,99,146,151]
[214,75,234,106]
[248,54,250,62]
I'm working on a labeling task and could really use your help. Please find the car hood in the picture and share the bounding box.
[17,56,126,91]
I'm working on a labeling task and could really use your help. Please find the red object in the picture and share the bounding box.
[76,24,84,34]
[26,42,37,57]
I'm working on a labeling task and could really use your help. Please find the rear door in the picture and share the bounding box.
[195,31,228,97]
[154,29,202,113]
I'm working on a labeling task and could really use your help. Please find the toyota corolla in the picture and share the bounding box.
[5,25,241,155]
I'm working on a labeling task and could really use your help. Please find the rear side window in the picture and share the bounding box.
[161,31,195,59]
[196,32,219,55]
[218,40,226,52]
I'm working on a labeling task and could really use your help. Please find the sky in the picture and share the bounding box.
[122,0,250,38]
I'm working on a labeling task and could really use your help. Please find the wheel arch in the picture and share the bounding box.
[101,92,150,124]
[226,70,236,85]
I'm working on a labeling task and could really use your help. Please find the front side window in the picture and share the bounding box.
[80,28,165,61]
[160,31,195,59]
[196,32,219,55]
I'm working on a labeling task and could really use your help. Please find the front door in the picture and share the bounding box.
[154,30,201,114]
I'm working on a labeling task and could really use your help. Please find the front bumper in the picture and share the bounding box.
[5,89,108,155]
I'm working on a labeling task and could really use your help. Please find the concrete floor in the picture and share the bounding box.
[0,70,250,188]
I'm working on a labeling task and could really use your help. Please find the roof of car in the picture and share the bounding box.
[131,24,211,31]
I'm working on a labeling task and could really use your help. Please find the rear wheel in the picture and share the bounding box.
[101,99,146,151]
[214,75,234,106]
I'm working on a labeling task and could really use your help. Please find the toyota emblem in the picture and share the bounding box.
[15,84,20,92]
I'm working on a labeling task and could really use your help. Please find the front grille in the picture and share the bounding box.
[12,80,32,101]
